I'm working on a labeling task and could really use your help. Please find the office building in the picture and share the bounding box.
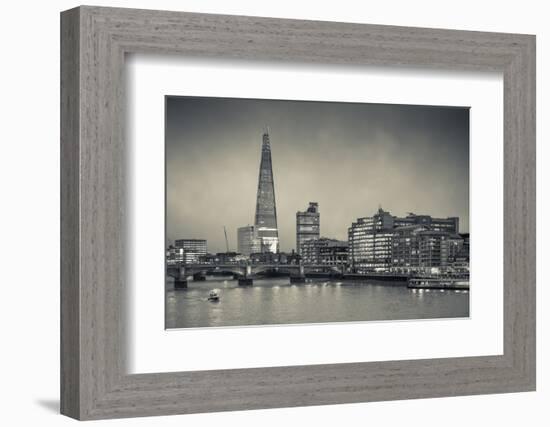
[300,237,348,266]
[391,226,466,274]
[390,225,426,272]
[394,212,459,233]
[418,230,452,268]
[348,207,395,272]
[349,207,462,272]
[296,202,320,254]
[173,239,207,264]
[166,245,183,265]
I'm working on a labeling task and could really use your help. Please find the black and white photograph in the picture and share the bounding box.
[1,0,542,423]
[165,96,470,329]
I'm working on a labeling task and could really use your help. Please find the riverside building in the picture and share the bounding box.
[348,207,464,273]
[172,239,207,264]
[347,207,395,272]
[391,227,465,274]
[300,237,348,266]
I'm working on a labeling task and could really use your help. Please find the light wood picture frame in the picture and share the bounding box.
[60,5,536,420]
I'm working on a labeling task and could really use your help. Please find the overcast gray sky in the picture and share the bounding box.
[166,96,469,253]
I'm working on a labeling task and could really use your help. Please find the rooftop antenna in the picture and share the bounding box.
[223,226,229,252]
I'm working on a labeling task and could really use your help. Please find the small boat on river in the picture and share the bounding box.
[208,289,220,301]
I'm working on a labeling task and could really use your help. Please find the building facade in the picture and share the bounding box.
[455,233,470,263]
[319,239,349,266]
[237,225,261,256]
[296,202,320,254]
[390,225,425,272]
[394,212,459,233]
[172,239,207,264]
[390,226,465,274]
[418,230,452,268]
[348,208,395,272]
[300,237,348,266]
[254,129,279,253]
[166,245,183,265]
[451,233,470,273]
[349,207,463,273]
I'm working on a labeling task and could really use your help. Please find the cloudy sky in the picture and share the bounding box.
[166,96,469,253]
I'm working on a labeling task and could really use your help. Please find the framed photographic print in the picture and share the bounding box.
[164,96,470,330]
[61,6,536,420]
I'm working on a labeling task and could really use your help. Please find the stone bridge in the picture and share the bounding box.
[166,263,345,288]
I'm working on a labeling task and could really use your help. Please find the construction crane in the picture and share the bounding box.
[223,226,229,252]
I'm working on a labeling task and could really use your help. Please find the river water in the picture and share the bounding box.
[165,276,469,329]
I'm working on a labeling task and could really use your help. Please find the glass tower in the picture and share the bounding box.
[254,128,279,253]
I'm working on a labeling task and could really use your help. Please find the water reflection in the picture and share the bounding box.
[165,276,469,329]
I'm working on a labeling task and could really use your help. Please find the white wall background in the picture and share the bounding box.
[0,0,546,425]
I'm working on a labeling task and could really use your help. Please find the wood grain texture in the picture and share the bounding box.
[60,6,536,420]
[60,7,80,419]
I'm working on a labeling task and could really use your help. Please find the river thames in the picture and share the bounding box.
[165,275,469,329]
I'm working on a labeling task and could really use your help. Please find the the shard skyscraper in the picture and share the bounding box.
[254,128,279,253]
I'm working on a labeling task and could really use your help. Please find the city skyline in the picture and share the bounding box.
[166,96,469,253]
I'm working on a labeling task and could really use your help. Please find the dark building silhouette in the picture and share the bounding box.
[254,128,279,253]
